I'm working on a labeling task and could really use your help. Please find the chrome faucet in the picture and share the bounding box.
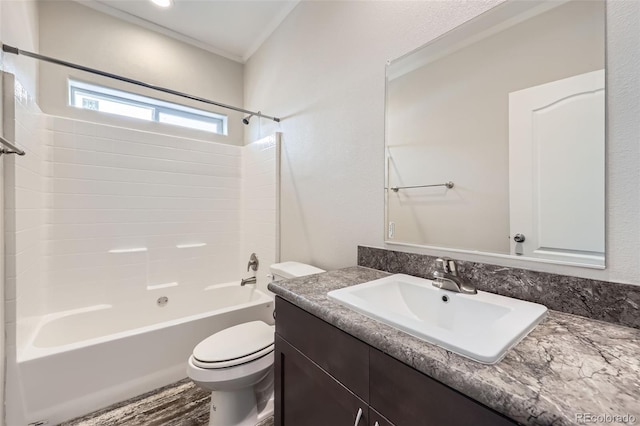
[240,276,257,286]
[431,258,477,294]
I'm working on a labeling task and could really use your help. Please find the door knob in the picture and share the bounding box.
[514,233,526,243]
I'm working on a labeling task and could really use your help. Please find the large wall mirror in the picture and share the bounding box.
[385,0,605,268]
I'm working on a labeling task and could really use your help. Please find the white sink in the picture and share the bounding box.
[327,274,547,364]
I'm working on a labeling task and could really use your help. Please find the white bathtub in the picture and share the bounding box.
[16,283,274,425]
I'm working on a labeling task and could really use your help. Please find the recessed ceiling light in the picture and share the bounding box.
[150,0,173,8]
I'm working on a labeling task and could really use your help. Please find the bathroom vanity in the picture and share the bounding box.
[269,267,640,426]
[274,296,515,426]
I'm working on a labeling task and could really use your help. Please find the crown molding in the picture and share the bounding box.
[75,0,245,63]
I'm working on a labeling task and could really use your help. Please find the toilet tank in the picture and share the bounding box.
[270,261,325,281]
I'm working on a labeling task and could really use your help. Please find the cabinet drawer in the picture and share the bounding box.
[370,348,517,426]
[275,335,368,426]
[275,297,369,401]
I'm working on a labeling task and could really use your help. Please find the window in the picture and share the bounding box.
[69,80,227,135]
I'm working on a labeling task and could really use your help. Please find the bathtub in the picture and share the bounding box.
[16,282,274,425]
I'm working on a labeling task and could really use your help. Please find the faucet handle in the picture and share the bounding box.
[447,259,457,275]
[435,257,459,276]
[247,253,259,272]
[435,258,451,273]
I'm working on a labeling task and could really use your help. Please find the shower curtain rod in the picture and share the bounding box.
[1,44,281,123]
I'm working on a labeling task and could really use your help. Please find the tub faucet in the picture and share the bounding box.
[431,258,477,294]
[241,276,257,286]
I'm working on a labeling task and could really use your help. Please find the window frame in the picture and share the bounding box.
[68,79,228,135]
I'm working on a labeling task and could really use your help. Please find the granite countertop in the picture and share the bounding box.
[268,266,640,426]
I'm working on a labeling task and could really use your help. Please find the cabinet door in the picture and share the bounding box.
[275,297,369,400]
[370,408,395,426]
[275,334,368,426]
[370,348,517,426]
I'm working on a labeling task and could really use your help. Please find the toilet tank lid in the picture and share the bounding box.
[270,261,325,279]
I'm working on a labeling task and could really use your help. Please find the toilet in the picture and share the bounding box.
[187,261,325,426]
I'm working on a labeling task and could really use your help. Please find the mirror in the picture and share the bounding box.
[385,0,605,268]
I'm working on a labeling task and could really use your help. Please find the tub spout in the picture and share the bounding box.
[241,276,257,286]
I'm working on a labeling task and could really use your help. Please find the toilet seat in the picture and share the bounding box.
[193,345,274,369]
[192,321,275,369]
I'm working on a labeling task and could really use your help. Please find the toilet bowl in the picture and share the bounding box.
[187,321,275,426]
[187,261,325,426]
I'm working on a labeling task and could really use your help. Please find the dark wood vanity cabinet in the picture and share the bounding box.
[369,348,516,426]
[275,335,369,425]
[274,297,518,426]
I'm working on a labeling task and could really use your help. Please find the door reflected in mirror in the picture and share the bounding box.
[385,0,605,268]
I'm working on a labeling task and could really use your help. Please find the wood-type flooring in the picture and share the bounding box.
[61,379,274,426]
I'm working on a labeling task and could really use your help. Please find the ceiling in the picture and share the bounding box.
[80,0,300,63]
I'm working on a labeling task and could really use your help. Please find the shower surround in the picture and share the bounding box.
[3,74,280,424]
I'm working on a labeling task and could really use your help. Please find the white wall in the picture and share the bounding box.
[0,0,39,97]
[244,0,501,268]
[37,0,245,146]
[245,0,640,285]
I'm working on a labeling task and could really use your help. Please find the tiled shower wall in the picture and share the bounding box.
[4,75,47,351]
[43,116,243,312]
[241,134,280,294]
[4,75,48,419]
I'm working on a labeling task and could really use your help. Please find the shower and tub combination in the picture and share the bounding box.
[2,56,283,424]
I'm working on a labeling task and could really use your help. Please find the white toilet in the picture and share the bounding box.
[187,261,325,426]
